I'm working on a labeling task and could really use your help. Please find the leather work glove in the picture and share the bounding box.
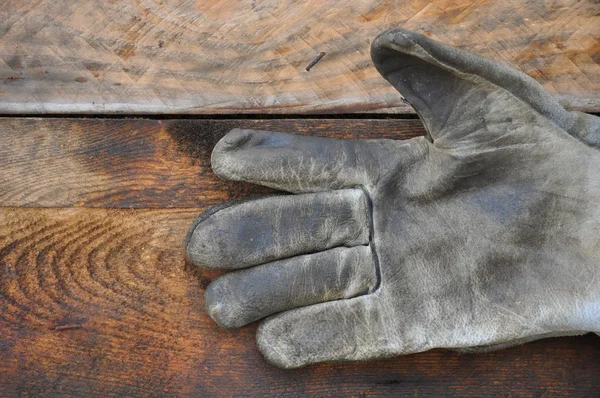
[185,28,600,368]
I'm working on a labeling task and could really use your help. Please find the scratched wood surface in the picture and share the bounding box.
[1,0,599,115]
[0,118,425,208]
[1,118,599,396]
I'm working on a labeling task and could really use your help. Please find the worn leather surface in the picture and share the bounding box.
[185,28,600,369]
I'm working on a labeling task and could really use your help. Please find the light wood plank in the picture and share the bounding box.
[1,0,599,114]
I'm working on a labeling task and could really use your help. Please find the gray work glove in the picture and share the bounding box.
[185,28,600,369]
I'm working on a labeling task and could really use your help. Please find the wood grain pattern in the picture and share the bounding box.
[0,118,425,208]
[1,0,599,115]
[1,207,599,397]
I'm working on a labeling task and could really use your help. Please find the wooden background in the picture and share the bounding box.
[1,0,599,114]
[1,0,600,396]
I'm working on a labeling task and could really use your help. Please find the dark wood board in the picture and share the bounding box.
[0,117,599,396]
[1,0,599,115]
[0,117,425,208]
[0,206,599,397]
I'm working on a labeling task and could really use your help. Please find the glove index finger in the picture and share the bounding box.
[211,128,372,193]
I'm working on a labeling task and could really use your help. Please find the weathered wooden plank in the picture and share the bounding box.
[1,207,598,397]
[1,0,599,115]
[0,117,425,208]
